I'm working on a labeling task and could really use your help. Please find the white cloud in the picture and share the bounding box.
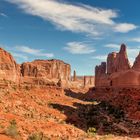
[92,55,107,61]
[105,43,120,49]
[6,0,137,36]
[114,23,137,33]
[64,42,95,54]
[11,52,28,60]
[0,13,8,18]
[15,46,54,57]
[130,37,140,42]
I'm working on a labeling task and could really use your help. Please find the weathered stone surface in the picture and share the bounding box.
[0,48,20,83]
[95,62,106,77]
[107,44,130,74]
[21,59,71,80]
[107,52,117,74]
[73,70,77,81]
[132,52,140,71]
[83,76,95,87]
[110,70,140,87]
[20,59,71,87]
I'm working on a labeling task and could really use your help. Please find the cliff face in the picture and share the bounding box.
[0,48,71,87]
[20,59,71,87]
[95,44,140,87]
[0,48,20,84]
[21,59,71,81]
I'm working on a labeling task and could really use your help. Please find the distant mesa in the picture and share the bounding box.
[0,47,94,88]
[95,44,140,87]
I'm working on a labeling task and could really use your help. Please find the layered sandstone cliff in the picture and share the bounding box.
[0,48,71,87]
[20,59,71,87]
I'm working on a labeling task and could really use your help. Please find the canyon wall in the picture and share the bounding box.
[0,47,71,87]
[95,44,140,87]
[20,59,71,87]
[0,47,95,88]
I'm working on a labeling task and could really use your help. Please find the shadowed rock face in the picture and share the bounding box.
[0,48,20,83]
[132,52,140,71]
[95,62,106,77]
[95,44,140,87]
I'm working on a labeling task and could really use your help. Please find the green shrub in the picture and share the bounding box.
[87,127,96,137]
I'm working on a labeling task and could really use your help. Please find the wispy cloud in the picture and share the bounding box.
[64,42,95,54]
[105,43,120,49]
[130,37,140,42]
[92,55,107,61]
[11,52,28,60]
[0,13,8,18]
[114,23,137,33]
[15,46,54,57]
[6,0,137,36]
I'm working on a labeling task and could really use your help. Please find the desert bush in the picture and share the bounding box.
[27,132,50,140]
[87,127,96,137]
[5,119,18,138]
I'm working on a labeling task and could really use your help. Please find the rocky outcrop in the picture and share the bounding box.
[95,62,106,77]
[132,52,140,71]
[95,44,140,87]
[83,76,95,87]
[107,44,130,74]
[21,59,71,81]
[0,48,20,83]
[70,76,95,88]
[20,59,71,87]
[73,70,77,81]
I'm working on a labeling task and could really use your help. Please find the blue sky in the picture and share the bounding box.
[0,0,140,75]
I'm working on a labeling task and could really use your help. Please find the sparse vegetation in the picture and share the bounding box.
[27,132,50,140]
[87,127,96,137]
[5,119,19,138]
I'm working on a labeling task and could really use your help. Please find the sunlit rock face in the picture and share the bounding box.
[0,48,20,83]
[21,59,71,81]
[20,59,71,87]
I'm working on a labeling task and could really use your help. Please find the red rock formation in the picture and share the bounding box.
[20,59,71,86]
[95,44,140,87]
[95,62,111,87]
[107,44,130,74]
[95,62,106,77]
[107,52,117,74]
[84,76,95,87]
[0,48,20,83]
[73,70,77,81]
[132,52,140,71]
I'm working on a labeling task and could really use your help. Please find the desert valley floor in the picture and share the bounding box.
[0,86,140,140]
